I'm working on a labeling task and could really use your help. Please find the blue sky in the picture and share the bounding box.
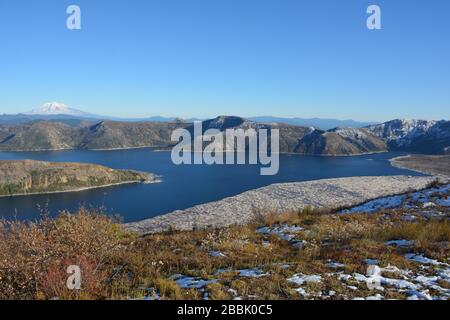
[0,0,449,121]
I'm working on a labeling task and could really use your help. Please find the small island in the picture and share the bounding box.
[0,159,159,197]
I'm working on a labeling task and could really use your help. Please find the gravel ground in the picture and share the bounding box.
[125,175,437,235]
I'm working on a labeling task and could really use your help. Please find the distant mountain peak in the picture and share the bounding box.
[26,102,88,117]
[248,116,378,130]
[204,116,247,129]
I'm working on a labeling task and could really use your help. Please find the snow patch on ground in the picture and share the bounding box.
[288,274,322,286]
[341,183,450,214]
[172,274,217,289]
[287,274,323,298]
[386,239,414,247]
[405,254,442,265]
[257,224,306,248]
[337,257,450,300]
[257,225,303,242]
[209,251,226,258]
[437,198,450,207]
[238,268,270,278]
[365,259,380,265]
[326,261,345,269]
[341,195,406,213]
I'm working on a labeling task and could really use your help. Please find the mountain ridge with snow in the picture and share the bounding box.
[366,119,450,153]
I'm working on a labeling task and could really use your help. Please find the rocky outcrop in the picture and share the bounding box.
[0,160,158,196]
[125,176,436,235]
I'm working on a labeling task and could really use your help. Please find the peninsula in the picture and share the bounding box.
[0,160,158,197]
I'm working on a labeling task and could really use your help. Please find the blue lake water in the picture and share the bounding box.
[0,149,422,222]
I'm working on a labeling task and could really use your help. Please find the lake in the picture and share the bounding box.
[0,149,422,222]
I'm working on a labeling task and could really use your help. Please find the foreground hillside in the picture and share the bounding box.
[0,160,157,196]
[0,182,448,300]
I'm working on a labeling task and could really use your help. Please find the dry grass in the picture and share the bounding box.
[0,205,448,300]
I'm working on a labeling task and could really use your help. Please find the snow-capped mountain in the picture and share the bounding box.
[26,102,90,117]
[249,116,377,130]
[367,119,450,153]
[367,119,436,144]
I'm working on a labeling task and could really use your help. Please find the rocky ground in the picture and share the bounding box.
[126,175,438,234]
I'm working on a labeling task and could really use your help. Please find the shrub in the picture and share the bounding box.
[0,208,129,300]
[153,277,182,299]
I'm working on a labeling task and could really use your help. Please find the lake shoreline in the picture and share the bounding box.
[0,146,389,157]
[0,178,161,199]
[125,175,437,235]
[0,145,171,153]
[390,154,450,179]
[0,150,425,222]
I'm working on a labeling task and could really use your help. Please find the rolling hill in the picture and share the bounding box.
[0,116,447,156]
